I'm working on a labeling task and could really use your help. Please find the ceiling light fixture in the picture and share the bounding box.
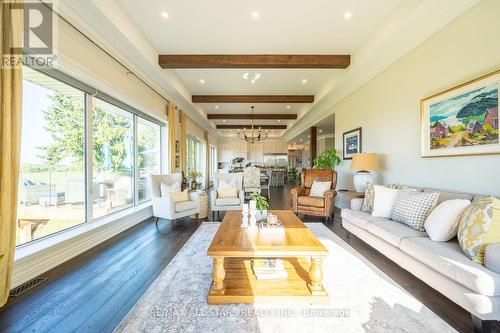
[243,72,249,80]
[344,11,352,19]
[251,79,256,84]
[254,73,261,80]
[251,12,259,19]
[278,119,281,122]
[222,119,226,122]
[286,105,291,109]
[319,129,323,133]
[302,79,308,84]
[214,105,219,109]
[199,79,205,84]
[161,12,169,19]
[238,106,268,143]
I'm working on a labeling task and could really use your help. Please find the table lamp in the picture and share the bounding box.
[351,153,379,192]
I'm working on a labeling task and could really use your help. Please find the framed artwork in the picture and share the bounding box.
[175,140,180,154]
[175,156,180,168]
[343,127,362,160]
[421,70,499,158]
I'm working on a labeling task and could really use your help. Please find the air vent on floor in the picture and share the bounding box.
[10,277,47,297]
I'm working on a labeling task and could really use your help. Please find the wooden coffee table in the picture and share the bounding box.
[207,210,329,304]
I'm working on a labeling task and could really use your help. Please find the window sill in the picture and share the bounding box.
[12,202,153,287]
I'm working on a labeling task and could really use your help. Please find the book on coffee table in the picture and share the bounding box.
[252,258,288,280]
[258,222,285,234]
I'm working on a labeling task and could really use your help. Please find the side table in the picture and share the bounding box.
[191,191,208,219]
[337,190,365,210]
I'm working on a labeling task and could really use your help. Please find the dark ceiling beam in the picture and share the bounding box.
[159,54,350,69]
[216,124,287,130]
[208,114,297,120]
[192,95,314,103]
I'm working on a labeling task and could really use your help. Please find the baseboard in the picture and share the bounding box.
[12,206,153,289]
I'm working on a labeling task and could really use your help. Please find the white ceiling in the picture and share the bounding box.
[116,0,399,135]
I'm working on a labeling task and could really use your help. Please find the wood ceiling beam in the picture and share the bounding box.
[159,54,350,69]
[216,124,287,130]
[208,114,297,120]
[192,95,314,103]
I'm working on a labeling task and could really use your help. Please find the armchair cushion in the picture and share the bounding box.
[175,200,198,213]
[170,190,188,203]
[485,243,500,274]
[215,197,241,206]
[160,181,181,197]
[218,187,238,198]
[298,196,324,208]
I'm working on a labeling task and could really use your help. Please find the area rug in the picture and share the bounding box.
[115,222,456,333]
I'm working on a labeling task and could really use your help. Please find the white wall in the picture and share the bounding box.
[334,0,500,196]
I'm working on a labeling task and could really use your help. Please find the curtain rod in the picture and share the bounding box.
[40,0,169,104]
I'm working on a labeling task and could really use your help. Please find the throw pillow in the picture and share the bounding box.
[160,181,181,197]
[392,189,439,231]
[362,183,402,212]
[458,196,499,264]
[424,199,471,241]
[371,185,401,219]
[309,180,331,197]
[219,179,237,189]
[218,187,238,198]
[169,190,189,203]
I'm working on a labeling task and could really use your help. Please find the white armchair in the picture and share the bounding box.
[211,172,244,221]
[148,173,200,228]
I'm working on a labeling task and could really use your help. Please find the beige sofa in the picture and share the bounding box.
[341,188,499,333]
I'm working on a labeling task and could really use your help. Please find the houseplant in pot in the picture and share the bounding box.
[188,170,202,190]
[313,149,341,170]
[250,192,269,222]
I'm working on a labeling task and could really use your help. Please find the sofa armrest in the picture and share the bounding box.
[485,243,500,274]
[324,190,336,215]
[351,198,364,211]
[188,191,200,204]
[290,186,305,213]
[152,196,175,220]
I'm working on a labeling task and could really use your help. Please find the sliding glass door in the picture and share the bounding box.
[137,118,161,202]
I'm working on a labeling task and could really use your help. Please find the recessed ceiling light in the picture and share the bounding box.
[214,105,219,109]
[278,119,281,122]
[254,73,261,80]
[286,105,291,109]
[308,135,311,138]
[302,79,308,84]
[344,11,352,19]
[319,129,323,133]
[251,12,259,19]
[161,12,169,19]
[243,72,249,80]
[222,119,226,122]
[199,79,205,84]
[250,79,256,84]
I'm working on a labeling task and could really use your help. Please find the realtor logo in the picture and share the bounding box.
[2,0,57,68]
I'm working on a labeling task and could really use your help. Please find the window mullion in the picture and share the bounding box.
[85,93,94,222]
[133,115,139,206]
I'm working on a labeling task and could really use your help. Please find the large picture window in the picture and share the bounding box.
[16,67,165,246]
[17,68,86,245]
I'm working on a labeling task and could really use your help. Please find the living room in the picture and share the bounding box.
[0,0,499,332]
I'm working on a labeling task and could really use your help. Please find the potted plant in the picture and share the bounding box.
[288,167,298,184]
[250,192,269,222]
[313,149,341,170]
[188,170,202,190]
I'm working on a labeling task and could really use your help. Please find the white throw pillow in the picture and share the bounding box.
[309,181,331,197]
[160,181,181,197]
[424,199,471,241]
[371,185,401,218]
[219,179,237,189]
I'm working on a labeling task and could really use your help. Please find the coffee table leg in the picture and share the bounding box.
[308,256,327,296]
[211,257,225,294]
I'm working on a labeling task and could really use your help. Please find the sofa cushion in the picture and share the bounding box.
[423,188,474,204]
[175,200,198,213]
[401,237,500,296]
[341,209,391,230]
[366,220,427,248]
[215,197,240,206]
[485,243,500,275]
[298,196,324,208]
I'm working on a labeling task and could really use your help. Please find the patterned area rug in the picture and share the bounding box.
[115,222,455,333]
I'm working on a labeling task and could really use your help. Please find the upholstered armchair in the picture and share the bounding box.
[148,173,200,227]
[291,169,337,222]
[210,172,244,220]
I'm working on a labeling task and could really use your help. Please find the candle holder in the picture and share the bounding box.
[249,209,257,229]
[241,210,249,228]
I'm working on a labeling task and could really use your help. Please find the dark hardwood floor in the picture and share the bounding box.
[0,185,498,333]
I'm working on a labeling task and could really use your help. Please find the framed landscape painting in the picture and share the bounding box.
[421,70,500,157]
[343,127,362,160]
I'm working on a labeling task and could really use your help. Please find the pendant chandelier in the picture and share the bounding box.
[237,106,268,143]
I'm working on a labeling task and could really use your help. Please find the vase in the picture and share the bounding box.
[255,209,268,222]
[190,180,197,190]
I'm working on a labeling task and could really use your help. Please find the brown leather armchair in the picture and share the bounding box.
[291,169,337,222]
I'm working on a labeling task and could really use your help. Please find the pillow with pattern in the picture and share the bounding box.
[362,183,402,212]
[392,189,439,231]
[458,196,500,264]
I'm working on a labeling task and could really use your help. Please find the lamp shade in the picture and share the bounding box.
[351,153,379,172]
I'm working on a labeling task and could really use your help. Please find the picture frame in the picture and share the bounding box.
[343,127,362,160]
[421,69,499,158]
[175,156,180,168]
[175,140,180,154]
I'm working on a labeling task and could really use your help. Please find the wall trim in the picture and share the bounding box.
[12,206,153,289]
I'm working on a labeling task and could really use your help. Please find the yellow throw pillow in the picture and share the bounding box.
[218,187,238,198]
[457,196,499,264]
[170,190,188,203]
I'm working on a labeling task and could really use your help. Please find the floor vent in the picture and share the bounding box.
[10,277,47,297]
